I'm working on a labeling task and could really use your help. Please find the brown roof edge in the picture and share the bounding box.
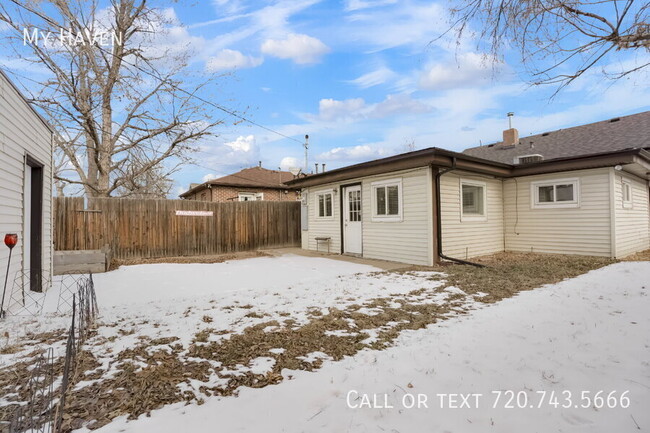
[511,148,650,177]
[285,147,511,188]
[285,147,650,189]
[179,181,298,198]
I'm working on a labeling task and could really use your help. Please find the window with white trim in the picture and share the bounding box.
[239,192,263,201]
[316,191,333,218]
[371,179,402,221]
[531,178,579,208]
[460,179,487,221]
[622,179,632,209]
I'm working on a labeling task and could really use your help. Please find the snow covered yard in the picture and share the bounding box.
[86,260,650,433]
[1,254,478,430]
[1,253,647,432]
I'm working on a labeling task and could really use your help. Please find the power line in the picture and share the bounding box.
[6,0,304,145]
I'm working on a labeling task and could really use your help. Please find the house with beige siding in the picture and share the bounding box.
[287,111,650,265]
[0,69,54,298]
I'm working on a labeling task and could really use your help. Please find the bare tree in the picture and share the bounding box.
[0,0,223,197]
[442,0,650,89]
[113,156,174,198]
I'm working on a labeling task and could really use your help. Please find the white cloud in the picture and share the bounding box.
[317,144,387,162]
[202,173,218,182]
[205,49,263,72]
[133,7,207,62]
[225,135,256,152]
[317,98,366,122]
[347,66,397,88]
[371,94,430,118]
[212,0,246,15]
[279,156,301,171]
[343,3,448,51]
[261,33,330,64]
[311,94,431,122]
[419,52,494,91]
[344,0,398,11]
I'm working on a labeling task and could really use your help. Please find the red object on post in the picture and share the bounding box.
[4,234,17,249]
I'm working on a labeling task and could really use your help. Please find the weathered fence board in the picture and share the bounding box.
[54,197,301,259]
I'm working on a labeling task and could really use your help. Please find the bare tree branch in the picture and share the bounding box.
[439,0,650,90]
[0,0,225,197]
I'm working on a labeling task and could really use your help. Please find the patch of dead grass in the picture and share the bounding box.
[399,252,615,303]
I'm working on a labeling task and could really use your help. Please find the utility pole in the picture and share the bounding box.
[304,134,309,173]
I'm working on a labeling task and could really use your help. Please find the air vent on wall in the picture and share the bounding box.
[514,154,544,164]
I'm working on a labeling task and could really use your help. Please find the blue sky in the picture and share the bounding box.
[2,0,650,197]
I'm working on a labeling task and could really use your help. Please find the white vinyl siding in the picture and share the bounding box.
[504,168,612,257]
[440,171,504,259]
[304,186,341,253]
[361,168,431,265]
[0,72,53,290]
[612,171,650,258]
[301,167,432,265]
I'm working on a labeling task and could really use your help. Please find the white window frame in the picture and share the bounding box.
[238,192,264,201]
[530,178,580,209]
[460,179,488,222]
[622,179,633,209]
[315,190,334,219]
[371,178,403,222]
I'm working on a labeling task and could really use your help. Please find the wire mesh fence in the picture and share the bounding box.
[1,272,95,318]
[7,273,99,433]
[7,348,56,433]
[4,270,51,317]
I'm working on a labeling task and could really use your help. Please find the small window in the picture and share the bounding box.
[372,179,402,221]
[531,178,579,208]
[622,180,632,209]
[239,192,263,201]
[460,179,487,221]
[316,192,333,218]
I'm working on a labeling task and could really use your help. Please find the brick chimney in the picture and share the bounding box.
[502,111,518,146]
[502,128,519,146]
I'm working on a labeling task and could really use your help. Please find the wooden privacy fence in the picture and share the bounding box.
[54,197,301,260]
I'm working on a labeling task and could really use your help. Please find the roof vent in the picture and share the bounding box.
[514,154,544,164]
[541,132,550,136]
[610,117,620,123]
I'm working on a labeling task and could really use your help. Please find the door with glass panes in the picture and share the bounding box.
[343,185,362,254]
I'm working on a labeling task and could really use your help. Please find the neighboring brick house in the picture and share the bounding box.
[180,166,300,202]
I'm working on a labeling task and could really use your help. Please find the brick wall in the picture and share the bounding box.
[188,186,299,202]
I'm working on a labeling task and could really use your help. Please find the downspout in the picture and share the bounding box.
[435,158,486,268]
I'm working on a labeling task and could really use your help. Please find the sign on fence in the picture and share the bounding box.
[175,210,214,217]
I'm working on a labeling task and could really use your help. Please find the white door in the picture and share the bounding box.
[343,185,362,255]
